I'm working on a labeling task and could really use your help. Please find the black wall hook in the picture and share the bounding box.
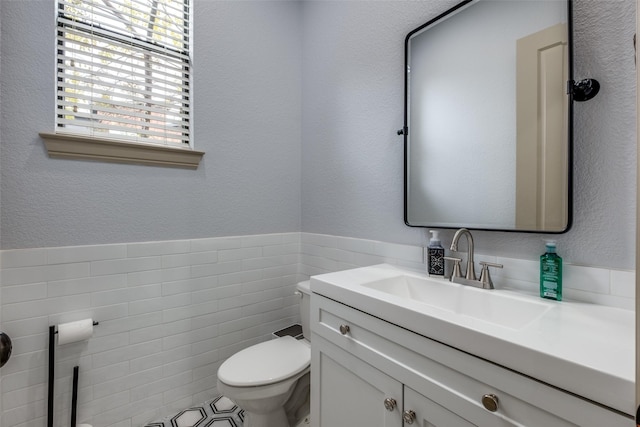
[570,78,600,102]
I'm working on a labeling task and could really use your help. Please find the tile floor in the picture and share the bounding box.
[144,395,244,427]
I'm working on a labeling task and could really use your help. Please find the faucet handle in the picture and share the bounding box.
[444,256,463,281]
[479,262,503,289]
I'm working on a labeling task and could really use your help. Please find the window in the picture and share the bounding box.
[42,0,203,168]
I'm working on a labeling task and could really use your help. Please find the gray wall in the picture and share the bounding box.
[301,0,637,270]
[0,0,636,270]
[0,0,302,250]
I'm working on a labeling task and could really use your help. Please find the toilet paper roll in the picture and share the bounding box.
[57,319,93,345]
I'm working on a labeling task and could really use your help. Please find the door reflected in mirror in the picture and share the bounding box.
[404,0,572,232]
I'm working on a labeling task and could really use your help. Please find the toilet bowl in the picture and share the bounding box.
[217,281,312,427]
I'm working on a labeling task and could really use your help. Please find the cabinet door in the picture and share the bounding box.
[404,386,478,427]
[312,337,402,427]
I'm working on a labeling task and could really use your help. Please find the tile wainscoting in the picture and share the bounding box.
[0,232,634,427]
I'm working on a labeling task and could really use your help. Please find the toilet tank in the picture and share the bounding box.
[296,281,311,340]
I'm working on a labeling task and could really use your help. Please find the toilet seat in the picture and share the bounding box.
[218,336,310,387]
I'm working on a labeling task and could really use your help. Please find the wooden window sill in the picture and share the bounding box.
[40,133,204,169]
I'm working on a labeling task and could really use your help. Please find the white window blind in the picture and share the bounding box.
[56,0,191,147]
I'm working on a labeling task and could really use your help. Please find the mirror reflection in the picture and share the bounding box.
[404,0,571,232]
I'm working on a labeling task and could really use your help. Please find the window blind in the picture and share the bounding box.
[56,0,191,147]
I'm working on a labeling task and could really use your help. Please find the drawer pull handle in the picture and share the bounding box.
[383,397,397,411]
[482,394,499,412]
[402,409,416,424]
[339,324,350,335]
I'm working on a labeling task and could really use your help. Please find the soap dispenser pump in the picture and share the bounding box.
[427,230,445,277]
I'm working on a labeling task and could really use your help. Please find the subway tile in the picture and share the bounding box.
[1,262,90,286]
[92,339,162,369]
[94,312,161,337]
[2,399,46,427]
[189,250,219,266]
[0,248,47,268]
[8,333,47,356]
[92,288,132,307]
[88,361,130,386]
[130,352,165,374]
[47,244,126,265]
[85,332,130,355]
[3,294,91,322]
[280,232,301,244]
[161,266,191,283]
[190,260,242,279]
[2,282,47,304]
[85,390,131,417]
[241,233,287,247]
[91,257,161,277]
[127,269,163,287]
[48,274,127,297]
[127,240,190,258]
[2,365,47,392]
[262,243,300,257]
[336,236,376,254]
[218,247,262,262]
[130,371,192,403]
[2,316,49,340]
[162,293,192,310]
[217,269,262,287]
[162,344,192,365]
[373,241,423,263]
[86,303,129,323]
[128,297,163,316]
[127,283,162,301]
[190,236,242,253]
[611,269,635,299]
[162,250,219,269]
[301,233,338,248]
[563,264,610,294]
[2,383,46,411]
[129,395,164,427]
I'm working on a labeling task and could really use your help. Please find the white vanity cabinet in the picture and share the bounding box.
[310,294,631,427]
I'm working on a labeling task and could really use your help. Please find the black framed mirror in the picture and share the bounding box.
[402,0,591,233]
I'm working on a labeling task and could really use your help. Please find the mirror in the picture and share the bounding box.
[404,0,574,233]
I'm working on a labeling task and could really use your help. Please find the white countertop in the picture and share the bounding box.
[310,264,635,416]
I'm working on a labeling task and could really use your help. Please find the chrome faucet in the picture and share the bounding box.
[447,228,503,290]
[450,228,476,281]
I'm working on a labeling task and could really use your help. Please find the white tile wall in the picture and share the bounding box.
[299,233,636,310]
[0,233,302,427]
[0,232,634,427]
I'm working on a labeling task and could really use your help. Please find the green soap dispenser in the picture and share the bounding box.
[540,240,562,301]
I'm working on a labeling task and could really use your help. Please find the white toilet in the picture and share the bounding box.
[217,281,312,427]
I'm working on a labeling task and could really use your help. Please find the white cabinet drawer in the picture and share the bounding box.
[311,294,631,427]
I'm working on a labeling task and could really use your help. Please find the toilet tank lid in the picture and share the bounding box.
[296,280,311,295]
[218,336,310,387]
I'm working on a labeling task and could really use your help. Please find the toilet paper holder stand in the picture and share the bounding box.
[48,321,99,427]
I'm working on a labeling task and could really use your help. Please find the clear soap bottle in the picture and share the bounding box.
[540,240,562,301]
[427,230,445,277]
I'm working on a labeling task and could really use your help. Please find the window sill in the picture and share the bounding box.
[39,132,204,169]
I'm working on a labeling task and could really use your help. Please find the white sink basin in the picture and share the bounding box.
[310,264,635,415]
[361,274,550,330]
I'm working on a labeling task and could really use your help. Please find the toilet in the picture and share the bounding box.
[217,281,312,427]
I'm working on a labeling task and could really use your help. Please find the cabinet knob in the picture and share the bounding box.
[402,409,416,424]
[383,397,397,411]
[482,394,499,412]
[339,324,350,335]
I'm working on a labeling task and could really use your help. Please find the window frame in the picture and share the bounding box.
[42,0,203,169]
